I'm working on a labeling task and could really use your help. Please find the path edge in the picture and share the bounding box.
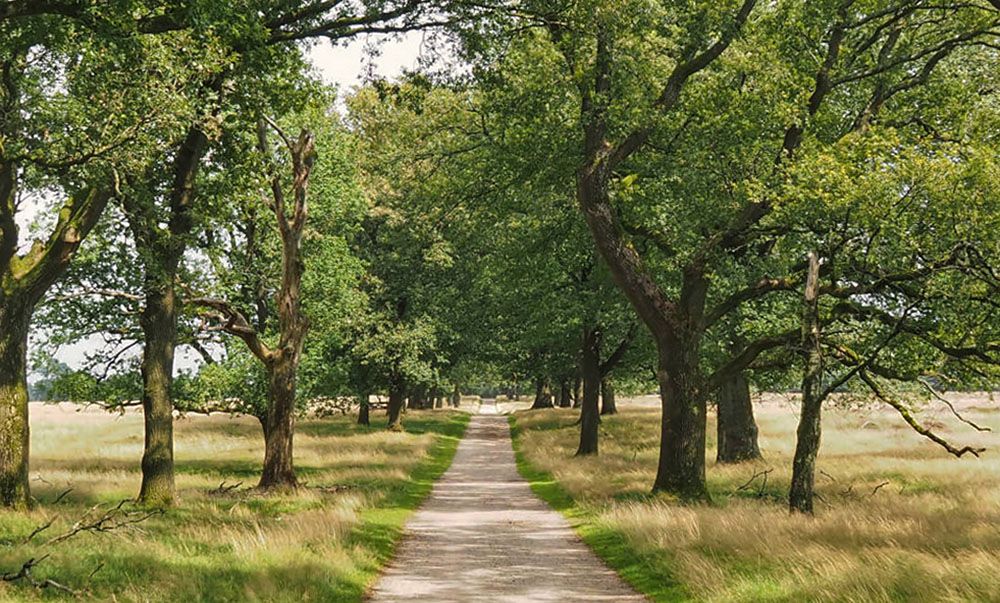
[356,411,472,601]
[507,412,684,602]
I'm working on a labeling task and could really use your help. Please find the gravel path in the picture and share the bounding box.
[367,404,646,602]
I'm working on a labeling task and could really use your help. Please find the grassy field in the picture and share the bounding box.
[510,395,1000,603]
[0,404,469,602]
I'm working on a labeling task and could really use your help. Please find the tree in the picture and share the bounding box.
[0,9,205,507]
[191,117,323,489]
[461,0,1000,500]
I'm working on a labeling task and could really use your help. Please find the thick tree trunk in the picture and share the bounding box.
[652,345,709,500]
[0,301,31,509]
[357,391,370,426]
[600,379,617,415]
[259,357,297,489]
[716,372,761,463]
[387,379,406,431]
[576,328,602,456]
[530,377,554,409]
[137,288,177,505]
[450,384,461,408]
[790,253,823,514]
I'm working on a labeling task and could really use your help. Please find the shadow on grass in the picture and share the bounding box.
[508,412,688,603]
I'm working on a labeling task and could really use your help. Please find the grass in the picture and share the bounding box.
[0,403,469,602]
[510,395,1000,603]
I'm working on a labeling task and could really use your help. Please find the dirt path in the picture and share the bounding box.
[368,405,646,602]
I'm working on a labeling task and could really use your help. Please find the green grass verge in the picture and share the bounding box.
[333,411,470,600]
[508,414,688,603]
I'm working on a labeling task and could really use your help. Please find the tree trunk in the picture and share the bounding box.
[131,125,209,506]
[357,391,370,426]
[558,379,572,408]
[572,375,583,409]
[387,379,406,431]
[258,356,297,490]
[652,344,709,500]
[600,379,617,415]
[137,288,177,506]
[576,328,602,456]
[408,385,427,410]
[716,372,761,463]
[790,253,823,514]
[0,301,31,509]
[451,384,461,408]
[530,377,554,409]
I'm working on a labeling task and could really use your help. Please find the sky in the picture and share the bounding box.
[40,33,429,376]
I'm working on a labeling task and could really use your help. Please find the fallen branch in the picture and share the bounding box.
[209,481,243,496]
[44,500,163,547]
[869,481,890,497]
[22,518,55,544]
[1,555,78,596]
[736,468,773,498]
[52,488,73,504]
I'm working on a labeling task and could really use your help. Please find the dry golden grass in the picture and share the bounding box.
[513,395,1000,602]
[0,403,468,602]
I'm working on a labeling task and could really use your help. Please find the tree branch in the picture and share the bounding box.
[860,371,986,458]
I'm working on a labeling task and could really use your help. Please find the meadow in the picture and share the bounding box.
[511,395,1000,603]
[0,404,469,602]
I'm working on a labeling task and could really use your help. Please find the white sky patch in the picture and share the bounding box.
[309,32,430,102]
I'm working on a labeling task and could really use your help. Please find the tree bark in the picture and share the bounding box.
[568,13,756,500]
[450,384,461,408]
[131,124,209,506]
[258,355,298,489]
[137,288,178,505]
[715,372,761,463]
[790,253,823,514]
[558,379,572,408]
[652,344,709,500]
[357,391,370,426]
[387,379,406,431]
[576,327,602,455]
[253,126,315,490]
[530,377,554,409]
[0,299,31,509]
[600,379,617,415]
[0,172,112,508]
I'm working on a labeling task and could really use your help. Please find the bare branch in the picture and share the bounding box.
[187,297,273,363]
[1,555,78,596]
[917,378,992,432]
[44,499,163,547]
[860,371,986,458]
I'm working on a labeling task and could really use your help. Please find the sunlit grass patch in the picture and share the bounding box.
[511,397,1000,602]
[0,404,469,601]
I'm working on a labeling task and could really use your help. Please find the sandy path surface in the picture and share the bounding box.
[367,403,645,602]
